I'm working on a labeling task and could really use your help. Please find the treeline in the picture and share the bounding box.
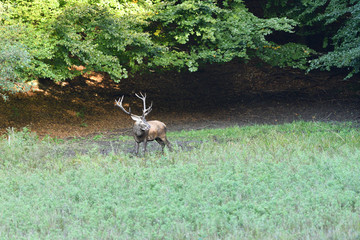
[0,0,359,98]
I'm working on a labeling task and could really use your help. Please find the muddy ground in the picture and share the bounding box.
[0,60,359,154]
[63,95,360,156]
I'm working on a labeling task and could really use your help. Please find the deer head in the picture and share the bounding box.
[115,92,153,131]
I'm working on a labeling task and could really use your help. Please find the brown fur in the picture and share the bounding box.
[115,93,171,155]
[133,120,171,155]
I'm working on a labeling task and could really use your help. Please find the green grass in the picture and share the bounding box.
[0,122,359,239]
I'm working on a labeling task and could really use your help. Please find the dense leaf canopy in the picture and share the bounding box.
[0,0,358,97]
[263,0,360,78]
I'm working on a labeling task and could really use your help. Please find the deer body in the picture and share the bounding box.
[115,93,171,155]
[132,120,171,154]
[149,120,168,139]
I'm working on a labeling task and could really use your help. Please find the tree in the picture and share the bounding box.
[262,0,360,78]
[0,25,32,99]
[1,0,299,95]
[50,3,161,81]
[148,0,297,72]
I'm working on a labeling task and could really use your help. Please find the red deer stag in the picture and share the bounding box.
[115,92,171,155]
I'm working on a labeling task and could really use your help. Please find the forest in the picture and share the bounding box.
[1,0,359,98]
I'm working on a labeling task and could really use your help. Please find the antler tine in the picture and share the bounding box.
[135,92,152,117]
[135,92,146,99]
[143,101,153,117]
[115,96,132,115]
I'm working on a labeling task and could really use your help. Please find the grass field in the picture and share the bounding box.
[0,121,359,239]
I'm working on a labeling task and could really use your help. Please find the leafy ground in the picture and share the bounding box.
[1,90,358,156]
[0,60,359,139]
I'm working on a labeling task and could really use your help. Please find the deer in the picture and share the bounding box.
[115,92,172,155]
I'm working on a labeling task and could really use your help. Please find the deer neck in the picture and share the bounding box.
[133,123,148,139]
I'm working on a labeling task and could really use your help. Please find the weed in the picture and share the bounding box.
[92,134,103,141]
[0,121,359,239]
[80,122,88,128]
[10,106,20,119]
[75,107,86,119]
[76,107,87,127]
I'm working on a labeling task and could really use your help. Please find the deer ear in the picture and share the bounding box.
[130,115,141,122]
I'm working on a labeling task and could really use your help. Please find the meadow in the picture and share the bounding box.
[0,121,359,239]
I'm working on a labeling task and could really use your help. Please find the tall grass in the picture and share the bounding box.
[0,122,359,239]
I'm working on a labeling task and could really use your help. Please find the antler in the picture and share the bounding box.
[135,92,153,117]
[115,96,132,115]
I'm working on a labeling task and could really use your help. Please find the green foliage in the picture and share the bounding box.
[0,25,32,99]
[1,0,160,84]
[52,3,162,81]
[309,1,360,78]
[0,0,297,91]
[3,0,357,87]
[1,0,61,84]
[0,122,360,239]
[256,42,315,70]
[148,0,296,72]
[263,0,360,78]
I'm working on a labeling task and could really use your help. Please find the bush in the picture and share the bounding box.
[0,25,32,99]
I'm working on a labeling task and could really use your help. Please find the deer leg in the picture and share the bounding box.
[143,140,148,155]
[135,142,140,155]
[155,138,166,153]
[164,137,172,152]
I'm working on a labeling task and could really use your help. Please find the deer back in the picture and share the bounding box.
[147,120,167,141]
